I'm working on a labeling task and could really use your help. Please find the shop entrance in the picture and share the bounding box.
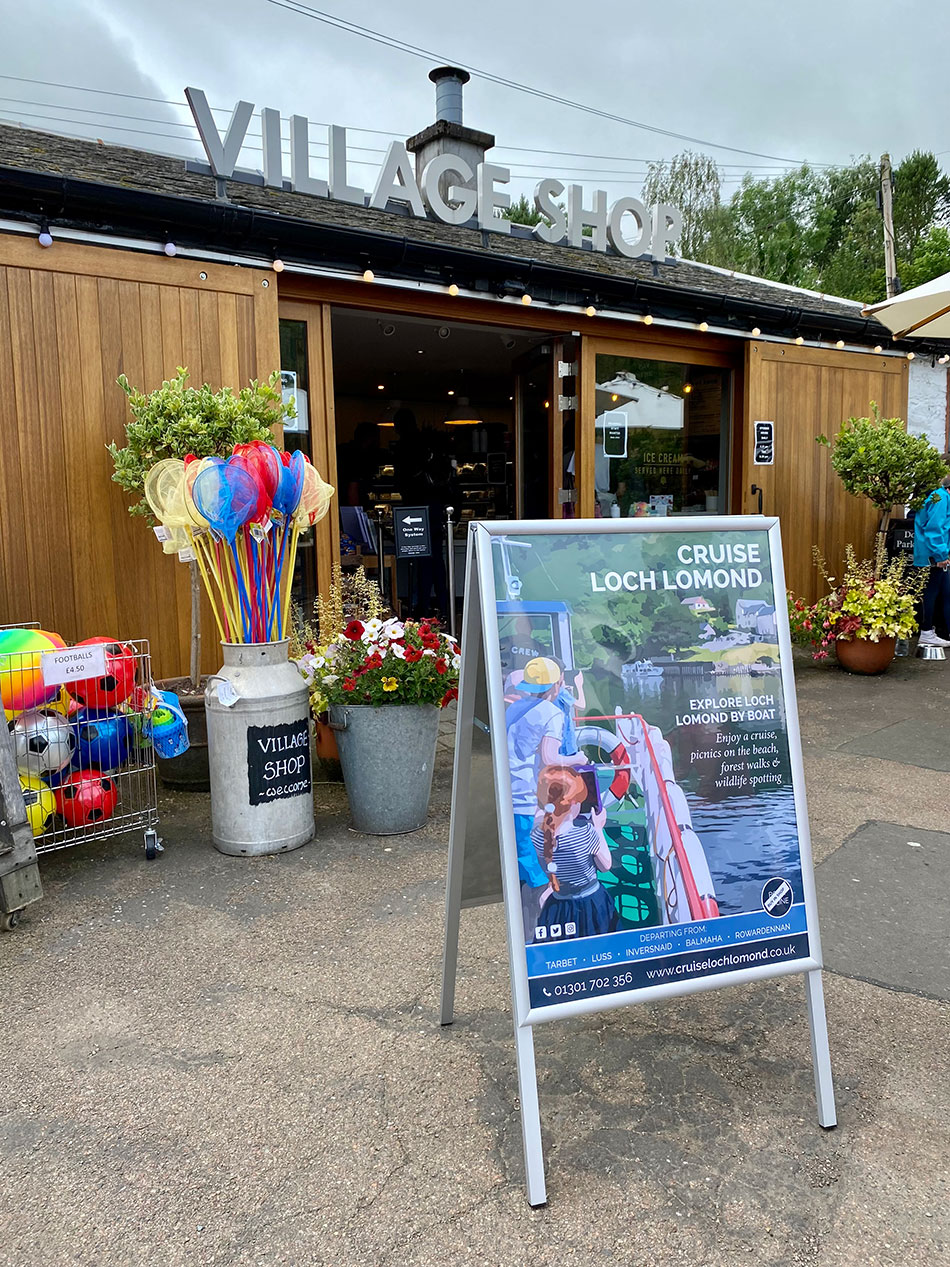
[327,308,568,619]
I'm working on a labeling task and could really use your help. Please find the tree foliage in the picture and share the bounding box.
[818,402,948,528]
[652,147,950,303]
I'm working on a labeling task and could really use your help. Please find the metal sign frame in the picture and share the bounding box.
[441,516,835,1207]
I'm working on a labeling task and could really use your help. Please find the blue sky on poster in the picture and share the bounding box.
[0,0,947,203]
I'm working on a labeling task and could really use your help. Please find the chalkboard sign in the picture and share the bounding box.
[602,423,627,458]
[393,505,432,559]
[247,720,312,806]
[487,452,507,485]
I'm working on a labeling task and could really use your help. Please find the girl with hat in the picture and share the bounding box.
[530,765,618,942]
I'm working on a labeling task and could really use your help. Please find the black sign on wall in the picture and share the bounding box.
[753,420,775,466]
[247,720,312,806]
[886,518,915,560]
[603,424,627,458]
[393,505,432,559]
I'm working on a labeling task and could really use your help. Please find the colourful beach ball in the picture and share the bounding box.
[66,638,137,711]
[0,628,66,719]
[19,773,56,837]
[10,708,77,776]
[54,769,119,828]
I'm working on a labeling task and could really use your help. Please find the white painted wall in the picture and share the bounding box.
[908,358,948,452]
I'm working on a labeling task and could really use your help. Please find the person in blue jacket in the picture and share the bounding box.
[913,472,950,647]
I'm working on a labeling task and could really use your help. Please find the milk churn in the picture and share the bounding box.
[205,640,314,855]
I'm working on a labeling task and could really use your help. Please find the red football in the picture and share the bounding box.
[66,638,137,710]
[54,769,119,828]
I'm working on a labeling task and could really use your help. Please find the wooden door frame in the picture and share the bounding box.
[278,299,340,603]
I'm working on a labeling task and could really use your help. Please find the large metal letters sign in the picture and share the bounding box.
[441,517,835,1206]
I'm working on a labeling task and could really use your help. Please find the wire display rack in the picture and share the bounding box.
[3,636,162,860]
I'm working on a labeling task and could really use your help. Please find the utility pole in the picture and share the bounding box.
[880,153,900,299]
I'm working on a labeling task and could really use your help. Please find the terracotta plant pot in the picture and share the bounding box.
[835,635,896,675]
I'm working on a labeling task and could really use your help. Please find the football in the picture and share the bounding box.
[19,773,56,837]
[10,708,77,775]
[67,638,137,711]
[54,770,119,828]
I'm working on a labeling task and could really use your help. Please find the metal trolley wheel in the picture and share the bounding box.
[1,910,22,932]
[144,829,164,861]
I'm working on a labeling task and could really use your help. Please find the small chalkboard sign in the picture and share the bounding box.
[487,452,507,485]
[886,517,915,560]
[393,505,432,559]
[603,423,627,459]
[753,420,775,465]
[246,720,312,806]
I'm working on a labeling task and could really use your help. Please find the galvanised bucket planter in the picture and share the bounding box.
[328,703,440,835]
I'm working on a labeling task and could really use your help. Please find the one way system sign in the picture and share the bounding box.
[393,506,432,559]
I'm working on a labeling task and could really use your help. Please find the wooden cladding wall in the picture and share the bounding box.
[0,238,279,678]
[743,342,909,603]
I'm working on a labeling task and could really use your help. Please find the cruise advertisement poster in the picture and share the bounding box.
[489,525,815,1013]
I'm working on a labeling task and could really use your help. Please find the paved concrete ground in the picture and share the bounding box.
[2,649,949,1266]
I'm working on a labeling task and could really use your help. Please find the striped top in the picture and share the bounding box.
[531,817,599,890]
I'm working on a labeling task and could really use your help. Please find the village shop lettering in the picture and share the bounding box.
[590,541,763,593]
[246,720,312,806]
[185,88,682,260]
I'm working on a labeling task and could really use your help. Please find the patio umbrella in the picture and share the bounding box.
[863,270,950,340]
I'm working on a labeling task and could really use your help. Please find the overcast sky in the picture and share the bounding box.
[1,0,947,202]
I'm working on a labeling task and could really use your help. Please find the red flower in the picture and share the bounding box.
[404,646,423,663]
[421,634,440,650]
[344,620,365,640]
[343,677,357,692]
[440,687,458,708]
[365,652,383,670]
[435,658,448,675]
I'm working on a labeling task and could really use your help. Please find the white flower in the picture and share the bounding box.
[383,618,405,638]
[362,618,384,640]
[423,647,437,657]
[322,673,338,686]
[312,655,326,668]
[451,654,461,670]
[391,644,407,660]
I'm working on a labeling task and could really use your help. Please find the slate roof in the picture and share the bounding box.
[0,123,891,334]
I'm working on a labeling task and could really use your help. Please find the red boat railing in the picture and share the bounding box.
[578,712,717,922]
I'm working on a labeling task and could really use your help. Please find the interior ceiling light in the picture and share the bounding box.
[447,389,455,396]
[437,326,451,340]
[380,322,396,337]
[444,395,482,426]
[377,383,385,391]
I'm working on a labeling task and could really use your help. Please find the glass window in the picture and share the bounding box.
[280,318,316,613]
[594,355,730,517]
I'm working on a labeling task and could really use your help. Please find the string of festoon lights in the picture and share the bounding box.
[27,221,947,363]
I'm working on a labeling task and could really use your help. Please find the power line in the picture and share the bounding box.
[261,0,823,166]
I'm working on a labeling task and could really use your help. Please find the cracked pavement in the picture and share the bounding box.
[1,650,948,1265]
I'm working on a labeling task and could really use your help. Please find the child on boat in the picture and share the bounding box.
[530,765,618,942]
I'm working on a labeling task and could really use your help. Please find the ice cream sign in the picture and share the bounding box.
[185,88,682,261]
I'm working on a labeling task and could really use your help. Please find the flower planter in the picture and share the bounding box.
[329,702,440,834]
[835,635,896,675]
[313,714,343,782]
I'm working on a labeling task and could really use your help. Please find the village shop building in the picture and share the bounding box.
[0,68,944,677]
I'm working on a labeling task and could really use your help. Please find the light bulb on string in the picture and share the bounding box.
[521,293,532,305]
[697,321,708,332]
[794,335,804,345]
[584,305,596,317]
[906,351,916,360]
[447,283,459,297]
[163,241,177,257]
[874,345,883,353]
[362,268,375,283]
[835,340,845,349]
[38,227,53,248]
[643,314,653,325]
[751,327,761,338]
[272,258,285,273]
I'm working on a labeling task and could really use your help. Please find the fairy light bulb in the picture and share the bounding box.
[874,345,883,353]
[907,351,916,360]
[642,314,653,325]
[697,320,708,332]
[584,305,596,317]
[163,241,177,257]
[751,327,761,338]
[362,268,375,283]
[683,383,693,394]
[794,335,804,345]
[38,230,53,248]
[835,339,845,349]
[521,293,532,305]
[447,283,459,297]
[272,258,285,273]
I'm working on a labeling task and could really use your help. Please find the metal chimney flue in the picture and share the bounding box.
[430,66,469,124]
